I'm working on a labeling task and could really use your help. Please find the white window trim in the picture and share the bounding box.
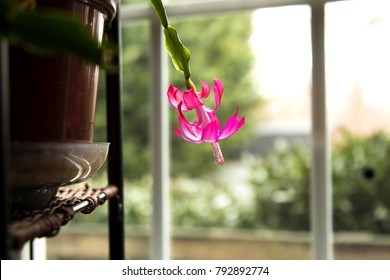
[121,0,351,260]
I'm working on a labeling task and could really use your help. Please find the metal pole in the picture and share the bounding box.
[310,1,333,260]
[149,13,170,260]
[0,41,11,259]
[106,2,125,260]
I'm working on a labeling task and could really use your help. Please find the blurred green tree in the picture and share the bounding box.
[249,129,390,233]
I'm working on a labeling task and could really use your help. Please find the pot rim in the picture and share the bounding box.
[77,0,117,23]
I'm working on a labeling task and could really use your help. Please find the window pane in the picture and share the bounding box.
[46,21,152,260]
[246,5,312,260]
[326,0,390,259]
[169,6,312,260]
[45,0,390,261]
[121,21,152,260]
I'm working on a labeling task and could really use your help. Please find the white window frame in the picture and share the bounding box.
[121,0,347,260]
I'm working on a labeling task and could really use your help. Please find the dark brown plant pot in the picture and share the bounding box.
[10,0,116,142]
[8,0,116,210]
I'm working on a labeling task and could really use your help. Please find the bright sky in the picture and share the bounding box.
[251,5,311,102]
[250,0,390,132]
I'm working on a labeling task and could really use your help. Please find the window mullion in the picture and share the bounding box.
[122,0,314,22]
[310,2,333,260]
[149,15,170,260]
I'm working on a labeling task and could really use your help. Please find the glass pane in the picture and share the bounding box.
[326,0,390,259]
[46,21,152,260]
[121,21,152,260]
[169,6,312,260]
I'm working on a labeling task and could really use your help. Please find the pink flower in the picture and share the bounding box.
[167,78,245,164]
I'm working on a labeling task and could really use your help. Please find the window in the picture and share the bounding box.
[46,0,390,260]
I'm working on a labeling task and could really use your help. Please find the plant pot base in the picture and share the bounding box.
[9,142,109,210]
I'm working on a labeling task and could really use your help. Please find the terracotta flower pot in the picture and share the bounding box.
[9,0,116,142]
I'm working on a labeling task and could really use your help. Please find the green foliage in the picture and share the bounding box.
[121,22,151,179]
[73,175,255,229]
[150,0,192,78]
[163,26,191,78]
[123,176,153,226]
[249,129,390,233]
[332,130,390,233]
[249,140,310,231]
[170,176,255,229]
[150,0,168,27]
